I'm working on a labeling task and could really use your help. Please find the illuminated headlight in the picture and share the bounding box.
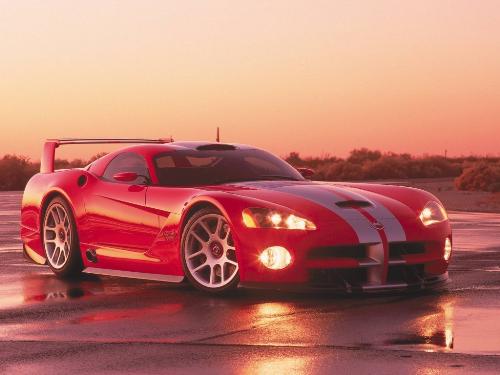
[444,237,452,261]
[419,201,448,226]
[259,246,292,270]
[242,208,316,230]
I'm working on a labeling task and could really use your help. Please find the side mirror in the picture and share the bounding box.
[297,167,315,179]
[113,172,138,182]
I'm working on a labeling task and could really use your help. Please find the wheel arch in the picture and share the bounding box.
[39,189,78,233]
[180,198,228,233]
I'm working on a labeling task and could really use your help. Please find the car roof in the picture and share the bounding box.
[87,141,257,176]
[118,141,255,154]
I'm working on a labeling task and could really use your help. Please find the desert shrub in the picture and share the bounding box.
[361,154,410,179]
[347,148,382,164]
[0,155,39,191]
[285,149,469,181]
[455,161,500,192]
[408,157,462,178]
[316,161,364,181]
[0,153,106,191]
[284,151,303,166]
[54,158,88,169]
[88,152,108,163]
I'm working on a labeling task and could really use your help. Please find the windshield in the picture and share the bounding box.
[153,148,304,187]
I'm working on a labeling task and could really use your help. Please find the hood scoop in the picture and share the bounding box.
[336,200,373,208]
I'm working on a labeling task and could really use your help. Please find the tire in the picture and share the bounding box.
[181,208,240,293]
[42,196,83,278]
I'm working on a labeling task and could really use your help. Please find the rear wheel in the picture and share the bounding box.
[42,197,83,278]
[181,208,239,293]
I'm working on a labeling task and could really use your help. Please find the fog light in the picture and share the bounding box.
[444,237,452,261]
[259,246,292,270]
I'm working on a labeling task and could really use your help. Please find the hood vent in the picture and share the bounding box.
[196,144,236,151]
[336,200,373,208]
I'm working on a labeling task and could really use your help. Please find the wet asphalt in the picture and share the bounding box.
[0,191,499,374]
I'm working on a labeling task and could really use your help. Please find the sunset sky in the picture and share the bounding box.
[1,1,499,160]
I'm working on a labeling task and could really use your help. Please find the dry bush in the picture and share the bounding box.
[0,155,39,191]
[0,153,106,191]
[455,161,500,192]
[347,148,382,164]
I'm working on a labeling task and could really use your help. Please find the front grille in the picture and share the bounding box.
[309,268,367,288]
[387,264,425,284]
[308,245,366,260]
[389,242,425,258]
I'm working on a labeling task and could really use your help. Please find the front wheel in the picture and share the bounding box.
[42,197,83,278]
[181,208,240,293]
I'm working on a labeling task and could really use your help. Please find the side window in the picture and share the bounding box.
[102,152,150,184]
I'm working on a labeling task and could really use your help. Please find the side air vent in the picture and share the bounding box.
[196,144,237,151]
[86,249,98,263]
[336,200,373,208]
[77,174,87,187]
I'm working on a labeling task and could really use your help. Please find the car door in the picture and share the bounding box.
[84,152,160,255]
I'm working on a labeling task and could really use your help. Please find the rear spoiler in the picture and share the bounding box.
[41,138,173,173]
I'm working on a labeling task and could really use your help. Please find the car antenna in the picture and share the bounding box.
[216,126,220,142]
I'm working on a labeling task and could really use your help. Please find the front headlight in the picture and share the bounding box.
[242,207,316,230]
[419,201,448,226]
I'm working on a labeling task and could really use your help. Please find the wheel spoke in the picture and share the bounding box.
[57,207,67,225]
[51,209,61,224]
[225,259,238,267]
[215,218,222,239]
[185,213,239,289]
[44,203,73,270]
[190,231,206,246]
[55,247,62,265]
[48,247,57,263]
[193,262,209,273]
[63,217,70,231]
[198,221,212,237]
[209,266,216,285]
[188,250,204,260]
[63,242,70,257]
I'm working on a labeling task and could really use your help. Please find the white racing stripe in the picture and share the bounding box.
[276,184,382,244]
[328,185,407,242]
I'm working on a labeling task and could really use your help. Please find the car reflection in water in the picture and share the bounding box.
[10,271,459,355]
[384,299,454,351]
[19,273,106,305]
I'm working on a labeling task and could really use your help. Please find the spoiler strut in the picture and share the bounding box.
[40,138,173,173]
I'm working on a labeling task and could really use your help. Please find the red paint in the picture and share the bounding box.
[21,140,452,291]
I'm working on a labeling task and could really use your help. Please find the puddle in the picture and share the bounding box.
[385,331,453,350]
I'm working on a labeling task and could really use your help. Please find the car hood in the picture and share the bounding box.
[214,180,424,237]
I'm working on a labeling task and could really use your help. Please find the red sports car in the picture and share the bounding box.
[21,138,452,294]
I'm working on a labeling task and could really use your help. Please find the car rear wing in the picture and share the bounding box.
[41,138,173,173]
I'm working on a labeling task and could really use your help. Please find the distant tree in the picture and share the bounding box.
[0,155,39,191]
[284,152,303,166]
[88,152,108,163]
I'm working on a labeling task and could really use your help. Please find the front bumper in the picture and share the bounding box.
[240,272,449,294]
[235,227,451,293]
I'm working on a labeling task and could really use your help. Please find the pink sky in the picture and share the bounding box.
[0,0,499,160]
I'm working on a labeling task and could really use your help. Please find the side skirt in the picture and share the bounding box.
[83,267,184,283]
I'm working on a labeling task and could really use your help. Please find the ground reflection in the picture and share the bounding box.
[384,296,455,351]
[239,357,310,375]
[21,274,102,304]
[5,270,498,355]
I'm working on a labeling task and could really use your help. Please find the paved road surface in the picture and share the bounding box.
[0,191,499,374]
